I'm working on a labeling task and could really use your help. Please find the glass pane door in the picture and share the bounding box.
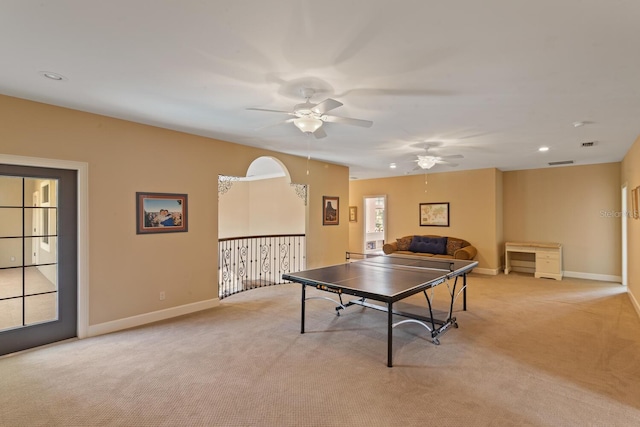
[0,176,59,332]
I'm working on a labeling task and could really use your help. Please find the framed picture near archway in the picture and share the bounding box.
[323,196,339,225]
[136,192,188,234]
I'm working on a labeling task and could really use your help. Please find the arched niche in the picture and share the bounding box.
[218,156,307,238]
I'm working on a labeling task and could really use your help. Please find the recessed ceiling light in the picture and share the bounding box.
[539,146,550,152]
[39,71,67,81]
[389,163,397,169]
[572,121,586,127]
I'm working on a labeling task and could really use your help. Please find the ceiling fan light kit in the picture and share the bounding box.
[293,117,323,133]
[411,144,464,171]
[417,156,438,169]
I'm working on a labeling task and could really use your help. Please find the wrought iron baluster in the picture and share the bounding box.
[218,234,305,299]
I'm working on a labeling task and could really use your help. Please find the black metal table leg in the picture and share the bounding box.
[387,301,393,367]
[463,274,467,311]
[301,284,306,334]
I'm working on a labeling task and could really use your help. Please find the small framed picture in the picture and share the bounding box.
[136,192,188,234]
[323,196,339,225]
[419,202,450,227]
[349,206,357,222]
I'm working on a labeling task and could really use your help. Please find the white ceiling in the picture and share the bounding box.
[2,1,640,180]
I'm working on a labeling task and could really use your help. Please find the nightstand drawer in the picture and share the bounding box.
[507,245,536,253]
[537,258,560,273]
[536,250,559,261]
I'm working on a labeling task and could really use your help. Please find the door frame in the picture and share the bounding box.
[0,154,89,339]
[362,194,387,254]
[622,183,628,287]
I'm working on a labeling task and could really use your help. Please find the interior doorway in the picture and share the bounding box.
[0,165,77,356]
[363,195,387,254]
[622,184,628,287]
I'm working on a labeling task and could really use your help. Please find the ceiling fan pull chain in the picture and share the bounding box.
[306,136,311,176]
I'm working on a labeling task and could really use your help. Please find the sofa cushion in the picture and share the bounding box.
[446,238,466,256]
[409,236,448,255]
[396,236,413,251]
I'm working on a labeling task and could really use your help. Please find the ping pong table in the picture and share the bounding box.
[282,254,478,367]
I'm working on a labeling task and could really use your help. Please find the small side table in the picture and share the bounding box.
[505,242,563,280]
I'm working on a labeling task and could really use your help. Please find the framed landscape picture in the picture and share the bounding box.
[136,192,188,234]
[419,202,449,227]
[323,196,339,225]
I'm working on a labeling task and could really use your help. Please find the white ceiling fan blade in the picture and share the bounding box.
[312,98,343,114]
[313,127,327,139]
[247,107,294,115]
[323,115,373,128]
[256,118,295,130]
[436,159,459,167]
[438,154,464,159]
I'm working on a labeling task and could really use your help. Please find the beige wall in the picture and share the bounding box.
[218,180,250,239]
[495,170,504,258]
[219,176,305,238]
[621,136,640,308]
[0,94,348,326]
[349,168,502,272]
[350,163,622,278]
[503,163,621,277]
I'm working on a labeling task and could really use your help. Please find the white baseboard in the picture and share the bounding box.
[505,266,536,274]
[563,271,622,283]
[504,267,622,283]
[87,299,219,337]
[628,290,640,319]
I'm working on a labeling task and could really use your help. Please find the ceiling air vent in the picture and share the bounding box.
[581,141,597,147]
[549,160,574,166]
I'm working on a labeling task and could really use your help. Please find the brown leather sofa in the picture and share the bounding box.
[382,235,477,260]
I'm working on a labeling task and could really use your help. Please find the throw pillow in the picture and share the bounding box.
[409,236,448,254]
[396,236,412,251]
[446,238,465,256]
[431,236,448,255]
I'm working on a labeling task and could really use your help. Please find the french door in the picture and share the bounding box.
[0,164,77,356]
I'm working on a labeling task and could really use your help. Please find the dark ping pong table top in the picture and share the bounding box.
[283,255,477,302]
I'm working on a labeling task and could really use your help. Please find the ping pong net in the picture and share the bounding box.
[346,251,457,272]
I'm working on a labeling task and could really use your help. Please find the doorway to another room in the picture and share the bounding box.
[622,184,628,287]
[363,195,387,255]
[0,165,78,356]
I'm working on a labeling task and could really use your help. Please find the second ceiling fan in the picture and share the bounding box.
[413,144,464,170]
[248,88,373,139]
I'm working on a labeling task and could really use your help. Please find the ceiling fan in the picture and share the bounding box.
[247,88,373,139]
[413,144,463,170]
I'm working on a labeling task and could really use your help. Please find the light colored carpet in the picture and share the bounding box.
[1,273,640,426]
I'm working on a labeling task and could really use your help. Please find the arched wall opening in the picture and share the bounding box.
[218,156,307,298]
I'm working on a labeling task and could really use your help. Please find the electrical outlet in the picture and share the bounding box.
[159,291,165,301]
